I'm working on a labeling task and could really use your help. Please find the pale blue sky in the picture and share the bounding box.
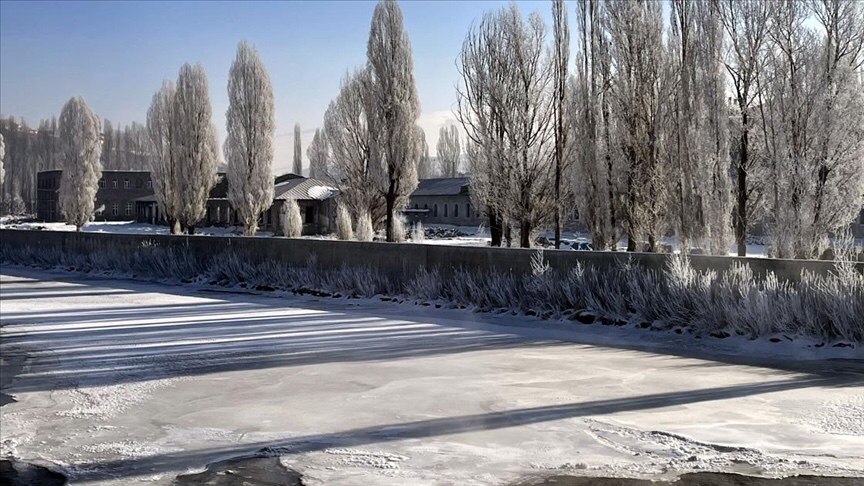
[0,0,566,172]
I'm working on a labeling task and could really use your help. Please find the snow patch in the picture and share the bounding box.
[323,448,409,469]
[801,394,864,437]
[583,419,863,477]
[57,376,182,420]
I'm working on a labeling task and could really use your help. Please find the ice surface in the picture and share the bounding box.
[1,267,861,485]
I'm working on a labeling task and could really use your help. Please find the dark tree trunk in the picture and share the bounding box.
[520,220,532,248]
[626,231,637,252]
[489,208,502,247]
[385,179,397,242]
[735,113,749,257]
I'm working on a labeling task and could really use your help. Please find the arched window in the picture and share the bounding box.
[454,204,459,218]
[444,204,448,217]
[433,204,438,217]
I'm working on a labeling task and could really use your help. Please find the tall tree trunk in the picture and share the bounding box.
[385,181,396,242]
[489,207,502,247]
[626,231,637,252]
[520,220,532,248]
[554,169,561,249]
[735,112,749,257]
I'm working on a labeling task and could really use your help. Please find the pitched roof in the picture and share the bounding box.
[411,177,470,197]
[274,177,338,201]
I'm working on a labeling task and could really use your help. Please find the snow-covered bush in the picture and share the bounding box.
[282,200,302,238]
[410,221,424,242]
[355,211,374,242]
[335,203,353,241]
[392,215,406,243]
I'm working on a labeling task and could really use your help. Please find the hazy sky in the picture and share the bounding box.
[0,0,562,174]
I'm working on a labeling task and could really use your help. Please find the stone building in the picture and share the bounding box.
[405,177,483,227]
[37,170,154,222]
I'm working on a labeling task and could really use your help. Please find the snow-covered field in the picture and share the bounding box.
[1,267,862,485]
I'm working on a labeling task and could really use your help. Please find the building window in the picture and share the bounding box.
[414,204,418,209]
[146,180,152,189]
[111,203,118,216]
[112,179,118,189]
[99,178,105,188]
[305,205,314,224]
[124,179,130,189]
[125,203,132,216]
[216,206,221,223]
[454,204,459,218]
[424,204,428,209]
[433,204,438,217]
[466,204,470,218]
[444,204,449,217]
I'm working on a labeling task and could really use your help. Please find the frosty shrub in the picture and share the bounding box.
[282,200,302,238]
[391,215,406,243]
[335,203,353,241]
[411,222,424,242]
[355,211,374,242]
[2,240,862,344]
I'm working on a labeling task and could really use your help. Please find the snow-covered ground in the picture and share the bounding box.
[0,220,274,238]
[1,267,862,485]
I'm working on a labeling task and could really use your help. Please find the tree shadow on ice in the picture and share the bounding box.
[1,265,862,397]
[61,373,858,482]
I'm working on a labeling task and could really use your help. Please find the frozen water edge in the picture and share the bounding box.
[0,266,862,485]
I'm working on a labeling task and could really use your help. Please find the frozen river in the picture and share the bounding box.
[1,267,862,485]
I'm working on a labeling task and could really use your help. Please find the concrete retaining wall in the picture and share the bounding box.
[1,229,861,283]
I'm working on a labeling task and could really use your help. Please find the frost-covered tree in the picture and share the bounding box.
[761,0,864,258]
[282,199,302,237]
[335,202,354,240]
[716,0,772,256]
[606,0,672,252]
[416,126,433,180]
[551,0,570,249]
[570,0,621,251]
[101,119,113,171]
[365,0,421,242]
[307,128,329,180]
[147,80,181,234]
[667,0,733,254]
[225,41,276,236]
[58,97,102,231]
[323,68,382,227]
[457,4,555,248]
[355,209,374,241]
[0,132,5,190]
[293,123,303,175]
[436,125,461,177]
[173,62,219,234]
